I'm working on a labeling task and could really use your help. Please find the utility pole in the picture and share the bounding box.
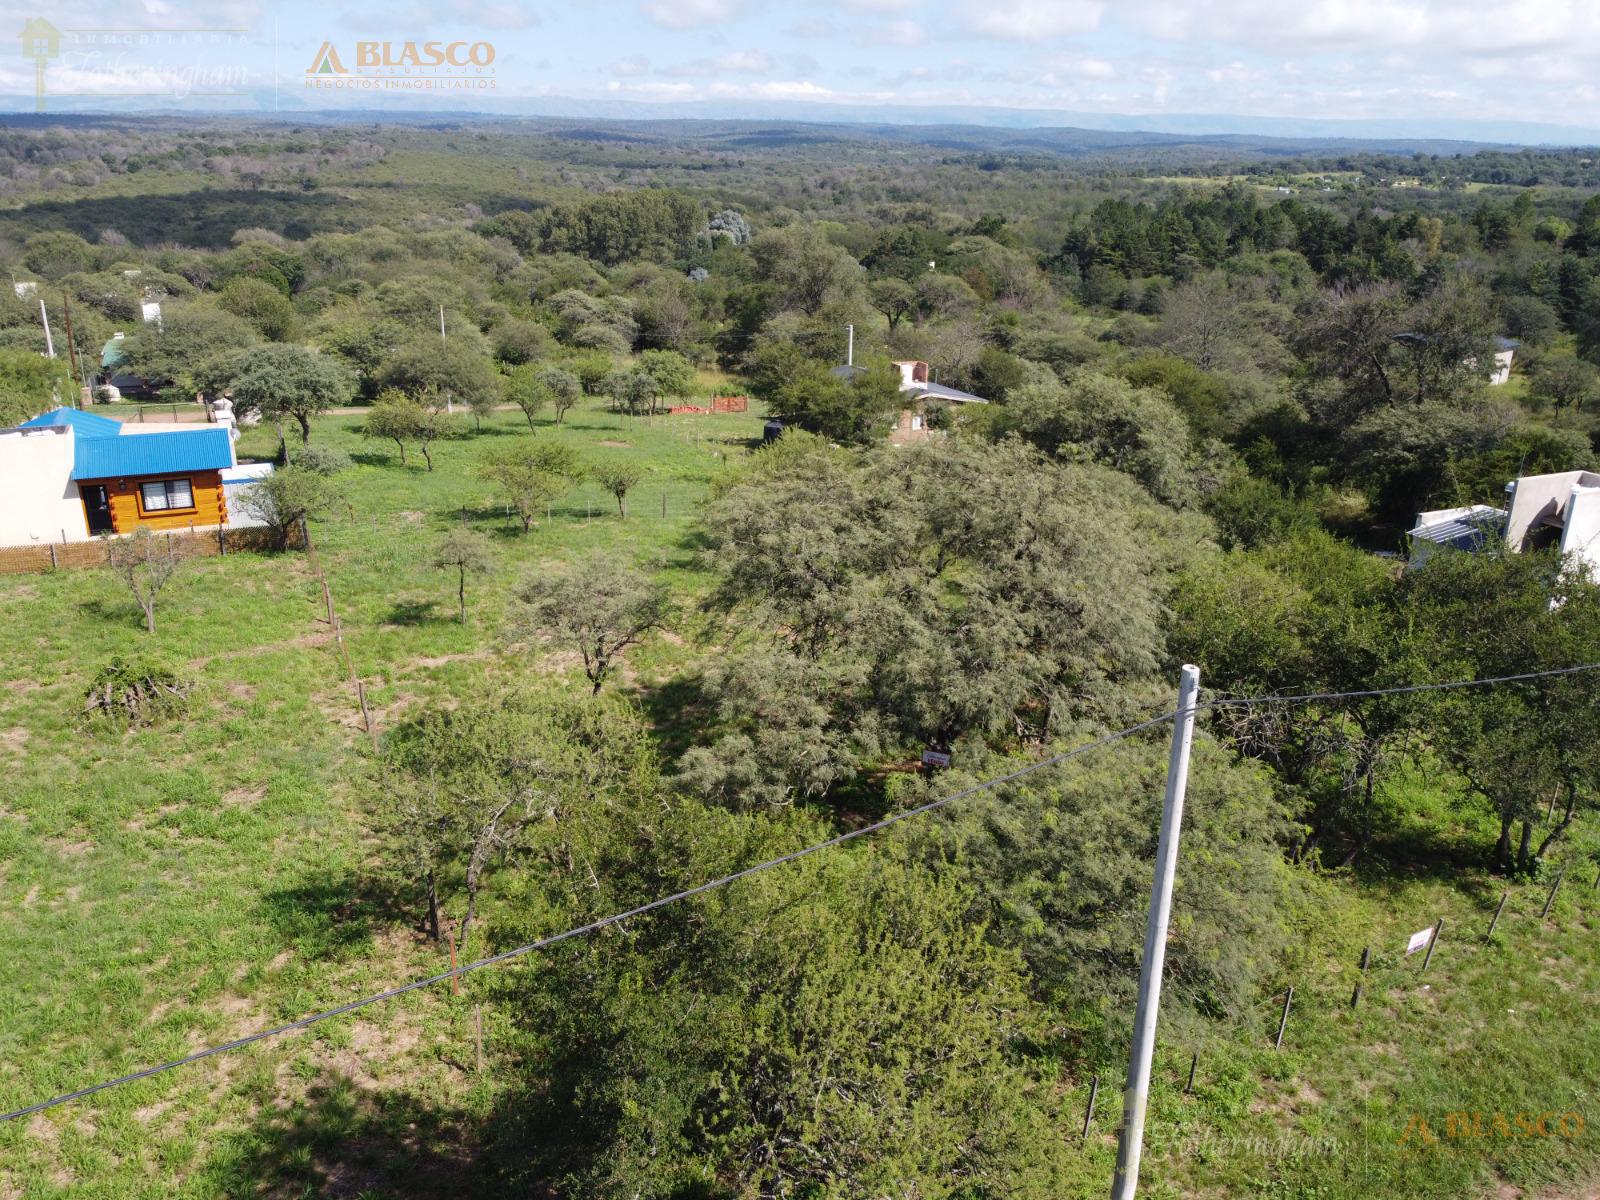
[439,304,454,414]
[846,323,853,367]
[38,297,55,358]
[1111,663,1201,1200]
[61,293,81,404]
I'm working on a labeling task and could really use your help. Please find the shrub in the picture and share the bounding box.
[84,655,193,725]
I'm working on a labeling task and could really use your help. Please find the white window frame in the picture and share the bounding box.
[139,478,195,513]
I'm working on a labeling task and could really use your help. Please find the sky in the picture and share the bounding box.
[2,0,1599,132]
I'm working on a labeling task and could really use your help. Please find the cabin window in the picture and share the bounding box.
[139,478,195,513]
[911,413,924,430]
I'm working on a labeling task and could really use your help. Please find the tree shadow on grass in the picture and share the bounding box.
[197,1065,647,1199]
[77,597,142,630]
[636,672,716,762]
[258,870,417,961]
[450,505,533,540]
[674,527,716,554]
[709,433,765,453]
[387,598,442,626]
[199,1073,495,1200]
[350,450,409,469]
[1335,818,1508,904]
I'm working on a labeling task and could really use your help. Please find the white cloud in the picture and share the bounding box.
[609,54,651,77]
[1041,54,1117,80]
[1126,0,1600,58]
[642,0,743,29]
[965,0,1106,40]
[662,48,774,75]
[867,19,926,46]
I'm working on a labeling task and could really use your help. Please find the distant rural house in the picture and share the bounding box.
[830,358,989,445]
[1487,336,1518,386]
[0,407,252,545]
[1408,469,1600,575]
[99,332,148,398]
[1407,505,1507,566]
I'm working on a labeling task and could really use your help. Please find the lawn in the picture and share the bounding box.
[0,395,764,1198]
[1,396,1598,1199]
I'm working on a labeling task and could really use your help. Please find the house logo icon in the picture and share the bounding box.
[307,41,346,75]
[20,17,61,112]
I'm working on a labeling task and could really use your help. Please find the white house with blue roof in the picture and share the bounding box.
[0,407,253,545]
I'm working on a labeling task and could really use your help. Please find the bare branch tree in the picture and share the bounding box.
[105,528,182,634]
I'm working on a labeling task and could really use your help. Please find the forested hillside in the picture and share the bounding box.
[1,117,1599,1200]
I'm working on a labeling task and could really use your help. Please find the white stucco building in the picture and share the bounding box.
[1409,469,1600,577]
[1504,470,1600,572]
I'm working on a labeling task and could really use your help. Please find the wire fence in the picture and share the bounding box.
[0,524,297,576]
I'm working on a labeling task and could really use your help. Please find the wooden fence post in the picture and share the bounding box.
[1081,1075,1100,1140]
[48,543,57,570]
[1421,920,1443,972]
[1542,871,1566,920]
[1487,890,1510,940]
[1184,1052,1198,1095]
[474,1004,485,1074]
[1350,946,1370,1009]
[357,679,377,753]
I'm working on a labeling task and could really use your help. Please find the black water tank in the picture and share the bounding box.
[763,419,784,443]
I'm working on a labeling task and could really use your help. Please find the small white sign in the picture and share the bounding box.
[921,750,951,768]
[1405,927,1433,956]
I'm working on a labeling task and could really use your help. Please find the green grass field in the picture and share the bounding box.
[1,397,1598,1198]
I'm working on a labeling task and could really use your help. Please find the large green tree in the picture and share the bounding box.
[0,348,71,425]
[225,343,351,443]
[1401,548,1600,872]
[504,817,1075,1198]
[678,436,1200,806]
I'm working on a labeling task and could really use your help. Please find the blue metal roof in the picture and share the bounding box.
[19,407,123,437]
[71,428,233,481]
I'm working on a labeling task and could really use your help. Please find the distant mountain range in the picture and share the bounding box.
[3,91,1598,151]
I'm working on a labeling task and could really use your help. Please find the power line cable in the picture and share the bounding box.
[8,658,1600,1125]
[0,709,1182,1125]
[1197,660,1600,711]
